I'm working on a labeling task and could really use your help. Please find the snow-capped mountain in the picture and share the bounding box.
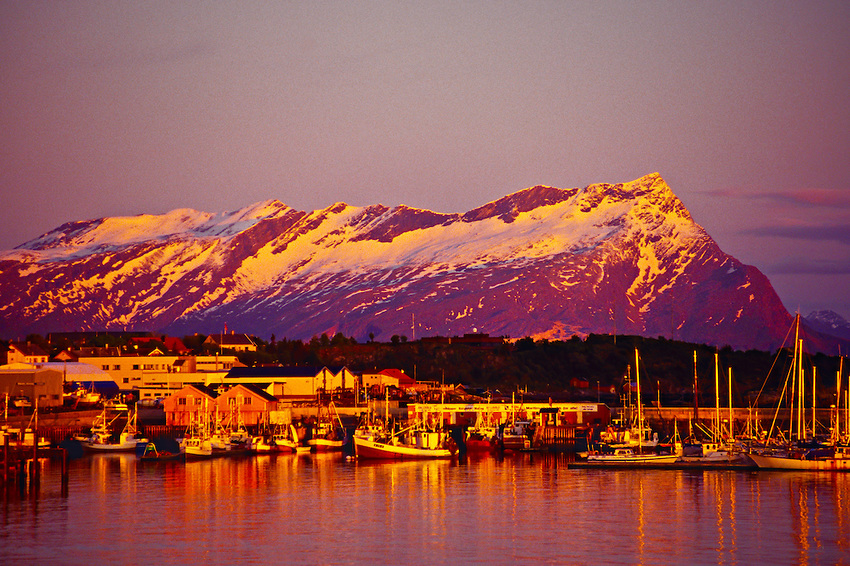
[0,173,839,352]
[805,311,850,342]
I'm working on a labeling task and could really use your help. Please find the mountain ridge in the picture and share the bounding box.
[2,173,845,354]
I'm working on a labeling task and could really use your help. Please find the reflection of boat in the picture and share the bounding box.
[354,423,457,459]
[82,401,148,452]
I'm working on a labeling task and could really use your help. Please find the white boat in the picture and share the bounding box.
[586,447,678,464]
[308,403,347,451]
[82,401,147,452]
[499,421,532,452]
[748,446,850,471]
[747,315,850,471]
[354,423,457,459]
[251,424,301,453]
[184,436,213,458]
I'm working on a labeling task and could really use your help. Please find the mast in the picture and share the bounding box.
[728,367,733,441]
[635,348,643,452]
[812,366,817,439]
[798,337,804,441]
[790,314,800,441]
[837,357,844,442]
[714,352,720,444]
[693,351,699,422]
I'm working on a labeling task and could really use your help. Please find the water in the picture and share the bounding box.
[2,453,848,565]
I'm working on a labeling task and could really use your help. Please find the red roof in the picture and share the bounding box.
[379,368,416,386]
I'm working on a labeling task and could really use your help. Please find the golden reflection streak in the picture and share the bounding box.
[796,477,810,565]
[638,472,645,562]
[713,472,724,559]
[729,471,737,557]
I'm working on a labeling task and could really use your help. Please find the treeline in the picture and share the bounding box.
[3,332,844,408]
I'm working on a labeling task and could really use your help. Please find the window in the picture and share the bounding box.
[179,398,187,405]
[113,365,120,370]
[133,365,140,370]
[244,398,252,405]
[228,398,236,407]
[123,378,129,384]
[102,365,109,371]
[195,398,202,405]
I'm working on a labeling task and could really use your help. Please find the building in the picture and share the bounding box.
[6,342,49,365]
[0,367,64,408]
[216,384,278,427]
[203,333,257,353]
[161,384,218,427]
[408,402,611,428]
[361,368,417,393]
[224,366,358,399]
[53,350,242,399]
[162,383,277,427]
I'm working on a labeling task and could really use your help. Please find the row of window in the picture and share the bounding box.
[176,396,252,405]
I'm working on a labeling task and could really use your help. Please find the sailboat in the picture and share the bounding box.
[587,349,677,465]
[748,314,850,471]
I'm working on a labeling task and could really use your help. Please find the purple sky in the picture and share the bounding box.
[2,2,848,319]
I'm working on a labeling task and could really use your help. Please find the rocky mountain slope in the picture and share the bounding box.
[1,173,841,353]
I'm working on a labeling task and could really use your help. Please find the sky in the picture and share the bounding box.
[1,1,849,319]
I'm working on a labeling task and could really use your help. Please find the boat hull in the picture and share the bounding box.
[84,442,140,452]
[586,453,679,464]
[748,453,850,471]
[308,438,344,451]
[354,436,453,459]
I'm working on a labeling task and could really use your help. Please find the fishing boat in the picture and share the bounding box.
[251,423,301,453]
[308,403,347,451]
[499,421,532,452]
[464,404,499,452]
[140,441,185,462]
[465,423,499,452]
[184,435,213,458]
[82,401,148,452]
[354,422,457,459]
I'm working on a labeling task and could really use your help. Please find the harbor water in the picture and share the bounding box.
[2,452,848,565]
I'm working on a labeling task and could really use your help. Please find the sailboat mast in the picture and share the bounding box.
[812,367,817,439]
[714,352,720,444]
[635,348,642,451]
[790,314,800,441]
[693,351,699,422]
[837,357,844,442]
[728,367,733,441]
[797,339,806,440]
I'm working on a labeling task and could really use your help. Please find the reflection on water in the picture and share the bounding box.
[1,453,848,564]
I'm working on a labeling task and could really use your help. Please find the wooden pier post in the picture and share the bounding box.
[2,434,8,485]
[61,447,69,495]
